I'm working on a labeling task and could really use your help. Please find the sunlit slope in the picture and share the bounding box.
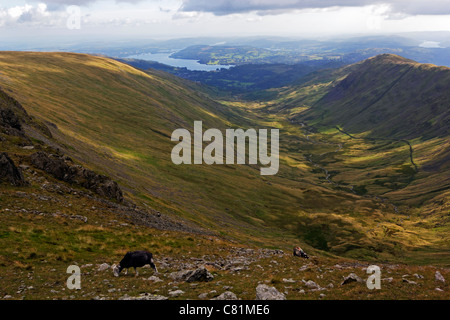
[0,51,357,248]
[267,54,450,201]
[0,52,261,229]
[259,54,449,261]
[305,54,450,139]
[0,51,447,262]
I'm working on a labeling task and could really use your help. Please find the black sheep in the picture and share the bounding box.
[293,246,309,259]
[113,250,158,277]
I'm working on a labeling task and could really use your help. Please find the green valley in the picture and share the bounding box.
[0,51,449,300]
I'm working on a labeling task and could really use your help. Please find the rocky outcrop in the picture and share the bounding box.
[0,107,22,134]
[30,151,123,202]
[0,152,27,186]
[0,89,29,136]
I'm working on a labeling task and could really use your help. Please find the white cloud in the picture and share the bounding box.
[0,3,62,27]
[8,5,32,19]
[172,10,203,20]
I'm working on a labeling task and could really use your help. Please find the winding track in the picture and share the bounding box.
[335,126,418,173]
[291,120,407,214]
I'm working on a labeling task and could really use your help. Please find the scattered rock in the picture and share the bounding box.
[147,276,163,283]
[299,264,312,272]
[435,288,444,292]
[68,215,88,223]
[169,267,214,283]
[435,271,445,284]
[402,279,417,285]
[212,291,238,300]
[97,263,110,271]
[168,290,185,297]
[303,280,320,290]
[255,284,286,300]
[119,293,168,300]
[19,164,29,170]
[198,293,209,299]
[341,273,363,285]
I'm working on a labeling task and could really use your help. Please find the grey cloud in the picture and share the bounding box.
[389,1,450,15]
[29,0,145,7]
[179,0,450,16]
[32,0,95,5]
[24,0,146,12]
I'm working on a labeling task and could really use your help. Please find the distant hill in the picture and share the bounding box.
[117,57,347,96]
[265,54,450,251]
[306,54,450,140]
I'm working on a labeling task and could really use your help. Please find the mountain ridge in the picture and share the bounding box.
[276,53,450,140]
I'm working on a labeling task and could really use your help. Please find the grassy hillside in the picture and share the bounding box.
[0,51,449,300]
[256,54,450,263]
[303,54,450,140]
[0,51,448,266]
[0,51,334,248]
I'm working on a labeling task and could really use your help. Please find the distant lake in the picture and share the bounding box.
[419,41,442,48]
[125,52,233,71]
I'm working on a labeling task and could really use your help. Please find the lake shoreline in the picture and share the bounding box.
[125,52,233,71]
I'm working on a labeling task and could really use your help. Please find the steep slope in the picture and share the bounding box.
[260,54,449,262]
[268,54,450,182]
[0,52,256,231]
[1,75,449,300]
[0,51,339,248]
[1,52,448,264]
[305,54,450,140]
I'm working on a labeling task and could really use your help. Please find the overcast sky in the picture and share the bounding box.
[1,0,450,44]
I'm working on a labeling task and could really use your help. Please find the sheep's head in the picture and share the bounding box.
[150,258,158,274]
[113,264,121,277]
